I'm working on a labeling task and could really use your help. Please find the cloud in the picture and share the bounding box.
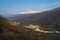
[18,11,41,14]
[17,1,60,14]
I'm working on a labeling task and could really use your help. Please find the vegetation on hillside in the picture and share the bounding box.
[0,16,60,40]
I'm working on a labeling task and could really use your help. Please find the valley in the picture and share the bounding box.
[0,7,60,40]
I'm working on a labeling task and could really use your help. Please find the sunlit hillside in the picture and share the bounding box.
[0,15,60,40]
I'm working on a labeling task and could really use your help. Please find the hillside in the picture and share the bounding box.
[9,14,34,22]
[0,16,60,40]
[20,7,60,24]
[19,7,60,31]
[0,16,35,40]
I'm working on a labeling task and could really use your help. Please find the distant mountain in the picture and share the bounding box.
[19,7,60,25]
[9,11,41,22]
[9,14,34,21]
[18,7,60,31]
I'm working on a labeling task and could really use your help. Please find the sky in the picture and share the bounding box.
[0,0,60,17]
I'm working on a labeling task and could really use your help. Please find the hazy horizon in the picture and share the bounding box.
[0,0,60,17]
